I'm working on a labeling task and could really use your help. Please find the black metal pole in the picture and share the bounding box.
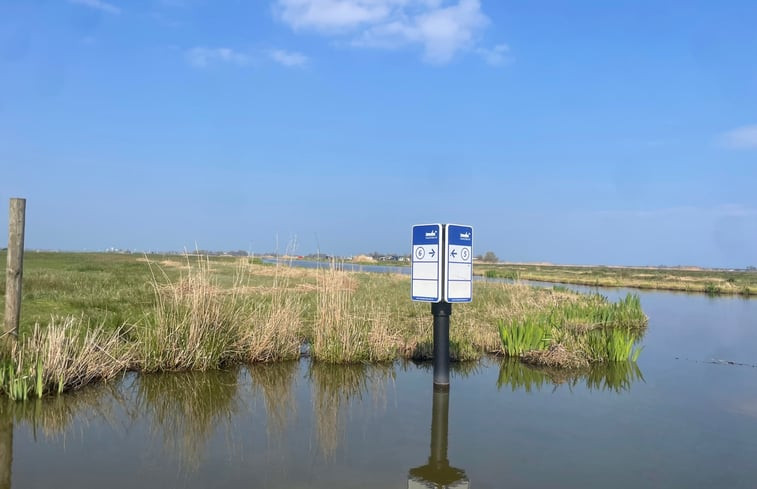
[432,301,452,387]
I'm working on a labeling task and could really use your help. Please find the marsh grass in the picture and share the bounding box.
[0,252,653,399]
[585,328,643,363]
[498,319,548,357]
[237,263,304,363]
[0,317,129,400]
[497,293,647,367]
[311,262,399,363]
[478,262,757,297]
[135,257,244,372]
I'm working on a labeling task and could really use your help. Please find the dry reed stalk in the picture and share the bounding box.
[312,264,400,363]
[11,317,130,396]
[238,260,305,363]
[138,257,244,372]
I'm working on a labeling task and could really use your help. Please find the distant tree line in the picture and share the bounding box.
[475,251,499,263]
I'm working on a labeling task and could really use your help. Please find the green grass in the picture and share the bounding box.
[0,252,653,399]
[498,318,547,357]
[477,262,757,296]
[497,293,647,366]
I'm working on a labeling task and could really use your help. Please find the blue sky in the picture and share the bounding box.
[1,0,756,267]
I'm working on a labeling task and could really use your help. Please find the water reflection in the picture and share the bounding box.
[497,358,645,393]
[135,369,241,470]
[408,386,469,489]
[308,362,395,460]
[0,413,9,489]
[248,361,298,440]
[405,360,482,379]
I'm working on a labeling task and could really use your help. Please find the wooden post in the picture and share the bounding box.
[4,198,25,341]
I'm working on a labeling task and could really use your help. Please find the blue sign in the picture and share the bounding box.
[411,224,442,302]
[444,224,473,303]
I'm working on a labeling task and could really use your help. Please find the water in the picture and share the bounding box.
[3,287,757,488]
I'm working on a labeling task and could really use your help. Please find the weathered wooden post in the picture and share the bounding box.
[4,198,26,342]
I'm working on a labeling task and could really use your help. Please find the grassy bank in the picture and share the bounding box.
[498,293,646,368]
[0,252,648,399]
[477,262,757,296]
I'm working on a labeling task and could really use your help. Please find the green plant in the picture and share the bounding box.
[704,283,721,296]
[498,318,548,357]
[585,328,643,362]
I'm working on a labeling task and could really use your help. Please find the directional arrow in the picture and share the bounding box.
[429,249,436,258]
[450,250,457,258]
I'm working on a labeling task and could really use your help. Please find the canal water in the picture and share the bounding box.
[2,284,756,488]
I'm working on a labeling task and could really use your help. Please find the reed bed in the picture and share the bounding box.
[311,263,399,363]
[497,293,647,367]
[0,317,129,400]
[0,253,653,399]
[135,258,244,372]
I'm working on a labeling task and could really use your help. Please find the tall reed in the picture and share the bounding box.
[311,262,398,363]
[0,317,129,400]
[136,257,249,372]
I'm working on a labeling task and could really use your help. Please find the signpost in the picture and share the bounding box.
[411,224,443,302]
[411,223,473,387]
[444,224,473,303]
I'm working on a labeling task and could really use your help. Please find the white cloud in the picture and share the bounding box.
[185,47,251,68]
[275,0,402,31]
[269,49,309,67]
[274,0,502,65]
[68,0,121,15]
[719,125,757,150]
[475,43,510,66]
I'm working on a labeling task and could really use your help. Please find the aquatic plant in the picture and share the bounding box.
[585,328,643,363]
[497,318,548,357]
[497,293,646,367]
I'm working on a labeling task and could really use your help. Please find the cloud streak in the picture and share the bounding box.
[268,49,309,67]
[274,0,504,65]
[719,125,757,150]
[185,47,251,68]
[68,0,121,15]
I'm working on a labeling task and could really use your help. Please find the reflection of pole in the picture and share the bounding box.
[430,385,449,465]
[431,302,451,387]
[408,384,468,488]
[0,415,12,489]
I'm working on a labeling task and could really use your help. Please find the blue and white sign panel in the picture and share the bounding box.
[411,224,442,302]
[444,224,473,303]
